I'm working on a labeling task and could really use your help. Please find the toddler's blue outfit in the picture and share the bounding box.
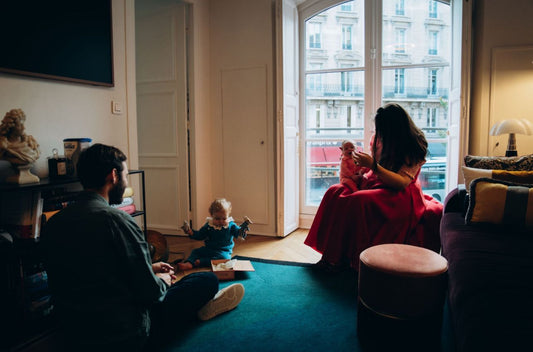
[185,217,241,267]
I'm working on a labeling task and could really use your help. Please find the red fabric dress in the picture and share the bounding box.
[304,169,443,270]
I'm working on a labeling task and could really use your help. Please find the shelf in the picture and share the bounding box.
[0,177,80,192]
[0,170,148,350]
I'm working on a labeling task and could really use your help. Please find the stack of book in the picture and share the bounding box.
[0,192,43,240]
[40,189,79,231]
[23,268,53,321]
[111,186,137,215]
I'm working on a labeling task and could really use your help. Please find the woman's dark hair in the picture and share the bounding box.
[77,143,127,189]
[372,103,427,172]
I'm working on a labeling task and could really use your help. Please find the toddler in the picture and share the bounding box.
[339,140,365,192]
[178,198,250,270]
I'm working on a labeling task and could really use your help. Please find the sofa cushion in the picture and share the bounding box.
[462,166,533,192]
[465,178,533,228]
[464,154,533,171]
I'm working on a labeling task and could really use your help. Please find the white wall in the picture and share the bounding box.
[185,0,214,228]
[470,0,533,156]
[0,0,138,181]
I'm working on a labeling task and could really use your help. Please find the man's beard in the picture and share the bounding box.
[109,178,127,205]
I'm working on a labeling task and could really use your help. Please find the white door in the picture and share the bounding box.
[135,1,189,235]
[276,0,300,236]
[447,0,472,188]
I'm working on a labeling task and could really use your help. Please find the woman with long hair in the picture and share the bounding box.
[305,103,443,272]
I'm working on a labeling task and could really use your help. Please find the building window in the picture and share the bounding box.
[316,107,321,134]
[307,64,323,95]
[428,69,438,95]
[395,0,405,15]
[429,31,438,55]
[340,1,353,12]
[429,0,438,18]
[346,105,352,133]
[395,28,406,53]
[395,68,405,94]
[342,25,353,50]
[427,107,437,128]
[308,22,321,49]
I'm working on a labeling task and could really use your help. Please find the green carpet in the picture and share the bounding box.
[162,257,455,352]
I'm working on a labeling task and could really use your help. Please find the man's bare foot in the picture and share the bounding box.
[177,262,194,271]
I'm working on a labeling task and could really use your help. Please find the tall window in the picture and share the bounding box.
[427,107,437,128]
[395,28,406,53]
[428,69,438,95]
[308,22,321,49]
[302,0,452,210]
[342,25,353,50]
[394,68,405,94]
[395,0,405,15]
[307,63,323,95]
[429,0,438,18]
[341,2,353,12]
[429,31,438,55]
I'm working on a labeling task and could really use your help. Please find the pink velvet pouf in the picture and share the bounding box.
[357,243,448,351]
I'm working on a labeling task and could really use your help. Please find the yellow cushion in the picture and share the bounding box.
[462,166,533,193]
[466,178,533,228]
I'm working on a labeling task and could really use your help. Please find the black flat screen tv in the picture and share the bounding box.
[0,0,114,87]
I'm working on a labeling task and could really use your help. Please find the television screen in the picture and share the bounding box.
[0,0,113,87]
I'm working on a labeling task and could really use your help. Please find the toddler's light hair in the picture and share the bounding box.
[341,139,355,149]
[209,198,232,216]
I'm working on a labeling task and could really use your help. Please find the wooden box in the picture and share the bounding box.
[211,259,255,280]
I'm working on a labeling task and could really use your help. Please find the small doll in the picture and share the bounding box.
[178,198,252,270]
[339,140,364,192]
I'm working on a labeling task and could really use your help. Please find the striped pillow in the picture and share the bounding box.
[462,166,533,192]
[466,178,533,228]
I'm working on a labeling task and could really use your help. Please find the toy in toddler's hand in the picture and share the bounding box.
[237,216,252,239]
[339,140,364,192]
[181,221,191,235]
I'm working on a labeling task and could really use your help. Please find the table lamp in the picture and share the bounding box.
[490,118,533,157]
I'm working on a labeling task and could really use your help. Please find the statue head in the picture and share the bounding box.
[0,109,40,165]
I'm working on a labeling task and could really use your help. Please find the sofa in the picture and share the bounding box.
[439,155,533,352]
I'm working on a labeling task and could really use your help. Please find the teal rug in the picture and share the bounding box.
[162,257,454,352]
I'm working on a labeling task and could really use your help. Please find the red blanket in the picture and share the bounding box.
[304,171,443,269]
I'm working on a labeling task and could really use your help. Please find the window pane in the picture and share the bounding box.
[382,0,450,66]
[305,71,365,140]
[305,0,364,71]
[382,66,450,201]
[305,140,365,206]
[305,68,365,206]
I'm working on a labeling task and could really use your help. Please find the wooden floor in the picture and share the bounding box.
[165,228,321,280]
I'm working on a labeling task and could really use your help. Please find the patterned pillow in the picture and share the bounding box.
[462,166,533,192]
[464,154,533,171]
[465,178,533,228]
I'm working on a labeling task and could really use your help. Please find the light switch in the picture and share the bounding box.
[112,101,123,115]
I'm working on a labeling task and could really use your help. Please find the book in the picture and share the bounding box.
[0,191,42,239]
[123,187,134,198]
[32,195,44,239]
[118,204,136,215]
[111,196,134,208]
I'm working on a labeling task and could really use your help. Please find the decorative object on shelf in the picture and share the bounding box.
[47,148,68,180]
[490,118,533,157]
[0,108,41,184]
[63,138,92,177]
[146,230,169,263]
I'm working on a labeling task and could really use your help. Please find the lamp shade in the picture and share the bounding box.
[490,118,533,157]
[490,119,533,136]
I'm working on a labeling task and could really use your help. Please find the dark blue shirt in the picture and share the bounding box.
[41,191,167,345]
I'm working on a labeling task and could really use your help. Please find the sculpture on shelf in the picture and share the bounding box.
[0,108,41,184]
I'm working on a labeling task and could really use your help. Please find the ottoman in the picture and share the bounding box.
[357,244,448,351]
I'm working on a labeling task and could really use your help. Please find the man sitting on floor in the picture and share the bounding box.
[42,143,244,351]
